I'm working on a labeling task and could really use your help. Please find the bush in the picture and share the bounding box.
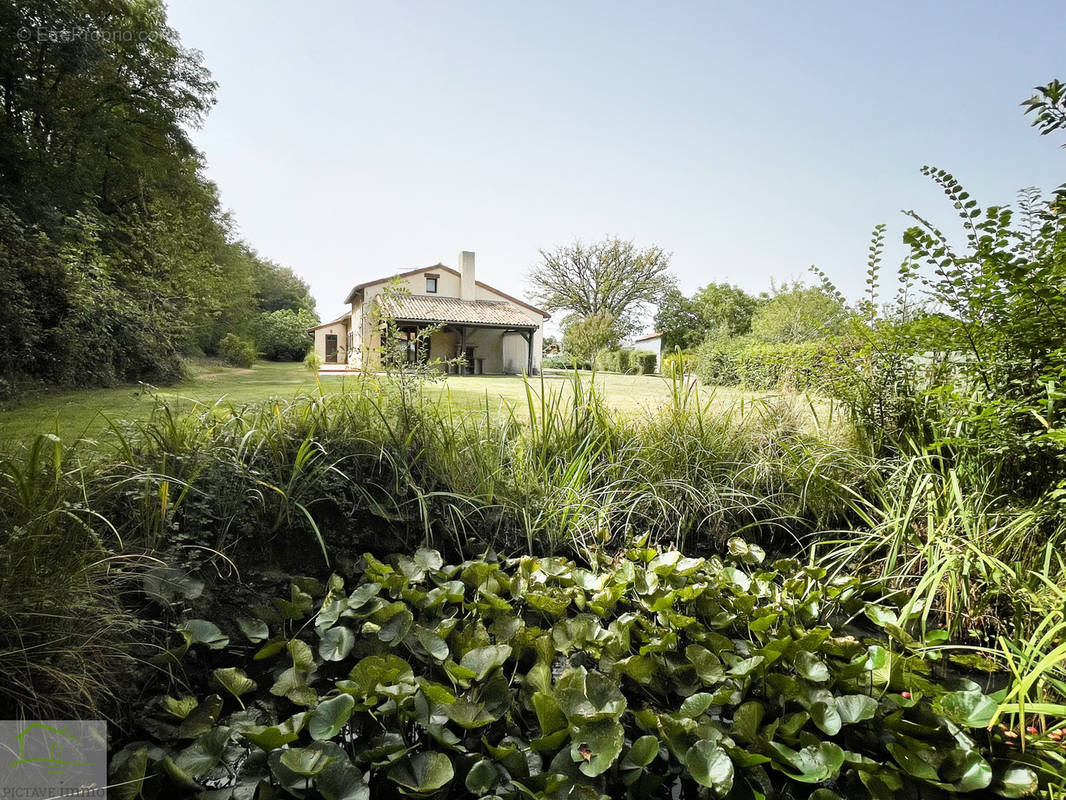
[543,353,589,370]
[256,308,318,361]
[595,348,636,373]
[219,333,257,368]
[696,336,856,391]
[634,351,658,374]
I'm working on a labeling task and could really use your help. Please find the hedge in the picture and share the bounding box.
[695,336,858,392]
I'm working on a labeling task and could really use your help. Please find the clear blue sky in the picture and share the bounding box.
[166,1,1064,327]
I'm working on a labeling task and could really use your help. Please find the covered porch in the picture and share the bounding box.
[392,320,537,375]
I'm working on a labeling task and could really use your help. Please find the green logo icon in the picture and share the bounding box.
[7,724,89,773]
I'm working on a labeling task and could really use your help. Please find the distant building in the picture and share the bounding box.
[312,252,550,375]
[632,331,663,372]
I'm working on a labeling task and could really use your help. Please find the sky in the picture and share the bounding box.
[166,1,1065,329]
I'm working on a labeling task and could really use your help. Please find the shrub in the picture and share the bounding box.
[634,351,658,374]
[219,333,257,368]
[595,348,636,373]
[695,336,856,392]
[543,353,589,370]
[256,308,318,361]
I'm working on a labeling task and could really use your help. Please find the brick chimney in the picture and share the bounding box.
[459,251,475,301]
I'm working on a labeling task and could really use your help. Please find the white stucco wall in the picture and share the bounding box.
[633,335,662,371]
[313,322,349,363]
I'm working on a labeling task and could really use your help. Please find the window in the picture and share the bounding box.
[425,276,438,293]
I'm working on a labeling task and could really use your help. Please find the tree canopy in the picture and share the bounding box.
[528,238,673,338]
[0,0,315,389]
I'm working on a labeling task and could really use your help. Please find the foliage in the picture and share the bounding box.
[562,314,620,365]
[655,284,762,352]
[115,545,1064,798]
[596,348,636,374]
[750,283,847,344]
[530,238,673,337]
[695,336,857,392]
[256,309,319,361]
[634,352,658,375]
[0,0,311,388]
[219,334,258,368]
[251,258,317,313]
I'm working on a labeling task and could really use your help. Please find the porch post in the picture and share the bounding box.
[525,330,534,375]
[459,326,468,374]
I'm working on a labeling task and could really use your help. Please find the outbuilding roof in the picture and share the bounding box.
[379,294,539,328]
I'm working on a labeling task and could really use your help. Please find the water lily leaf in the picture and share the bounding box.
[346,582,382,610]
[212,668,257,703]
[237,617,269,643]
[794,652,830,682]
[686,739,734,795]
[533,691,567,735]
[686,645,725,684]
[288,638,316,670]
[622,735,659,768]
[731,700,764,744]
[175,726,230,777]
[109,746,148,800]
[178,694,223,738]
[253,637,287,661]
[309,693,356,740]
[388,752,454,793]
[315,759,369,800]
[942,749,992,793]
[572,718,624,777]
[415,626,450,661]
[162,695,198,719]
[178,619,229,650]
[465,759,499,794]
[886,743,939,781]
[319,626,356,662]
[991,765,1039,798]
[679,693,715,719]
[767,742,844,783]
[810,701,842,735]
[459,644,512,681]
[415,547,444,572]
[835,694,878,725]
[280,746,336,777]
[932,690,998,728]
[241,712,307,750]
[554,666,627,723]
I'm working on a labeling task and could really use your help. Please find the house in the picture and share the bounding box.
[633,331,663,372]
[312,252,550,375]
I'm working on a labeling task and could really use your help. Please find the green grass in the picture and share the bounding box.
[0,360,762,445]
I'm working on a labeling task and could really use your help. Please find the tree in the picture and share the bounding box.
[654,288,703,350]
[561,314,619,366]
[655,283,762,350]
[252,258,316,313]
[693,283,763,337]
[529,238,673,338]
[751,283,846,343]
[256,308,318,361]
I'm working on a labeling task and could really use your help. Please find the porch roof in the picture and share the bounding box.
[379,295,539,329]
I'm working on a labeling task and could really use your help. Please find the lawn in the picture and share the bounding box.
[0,361,762,445]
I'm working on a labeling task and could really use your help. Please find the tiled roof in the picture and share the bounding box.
[634,331,662,342]
[344,264,549,318]
[310,313,351,330]
[378,294,539,328]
